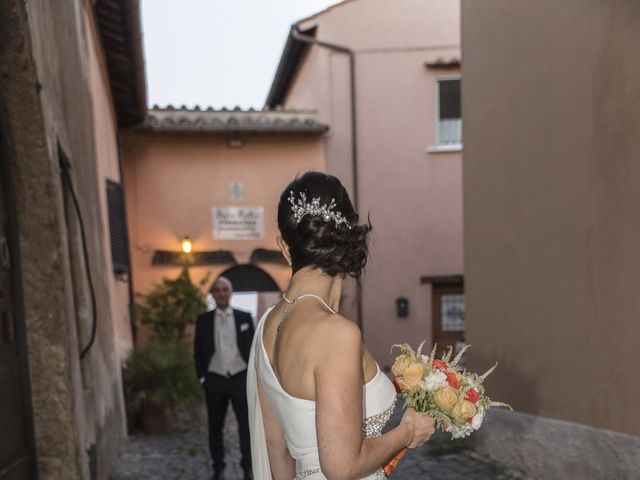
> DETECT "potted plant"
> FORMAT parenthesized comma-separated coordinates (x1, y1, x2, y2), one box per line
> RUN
(124, 267, 209, 433)
(137, 267, 209, 341)
(123, 338, 202, 433)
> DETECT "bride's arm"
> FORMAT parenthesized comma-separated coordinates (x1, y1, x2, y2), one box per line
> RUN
(314, 317, 431, 480)
(258, 379, 295, 479)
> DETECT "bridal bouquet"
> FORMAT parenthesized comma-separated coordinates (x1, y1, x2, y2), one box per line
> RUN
(390, 341, 511, 439)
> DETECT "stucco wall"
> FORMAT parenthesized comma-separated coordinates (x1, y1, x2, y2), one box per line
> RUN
(283, 0, 463, 366)
(462, 0, 640, 436)
(0, 1, 131, 478)
(85, 9, 134, 363)
(123, 133, 325, 301)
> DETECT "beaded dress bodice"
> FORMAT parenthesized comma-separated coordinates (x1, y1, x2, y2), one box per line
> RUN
(255, 308, 397, 480)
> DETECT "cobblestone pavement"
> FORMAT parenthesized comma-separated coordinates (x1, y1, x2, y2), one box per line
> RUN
(111, 406, 244, 480)
(111, 399, 528, 480)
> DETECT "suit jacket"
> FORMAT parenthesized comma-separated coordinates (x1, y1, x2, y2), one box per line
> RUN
(194, 308, 255, 379)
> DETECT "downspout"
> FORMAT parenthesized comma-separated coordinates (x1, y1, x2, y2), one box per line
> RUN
(291, 27, 363, 331)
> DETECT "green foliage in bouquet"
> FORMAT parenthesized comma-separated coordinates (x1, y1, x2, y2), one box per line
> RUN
(137, 267, 209, 341)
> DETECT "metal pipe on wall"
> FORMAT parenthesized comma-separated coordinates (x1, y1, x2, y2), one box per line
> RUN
(290, 27, 363, 331)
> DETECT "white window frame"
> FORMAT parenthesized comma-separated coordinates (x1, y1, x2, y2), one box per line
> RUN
(429, 75, 462, 153)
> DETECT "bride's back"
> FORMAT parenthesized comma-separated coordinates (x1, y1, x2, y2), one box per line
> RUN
(249, 172, 402, 480)
(262, 300, 369, 402)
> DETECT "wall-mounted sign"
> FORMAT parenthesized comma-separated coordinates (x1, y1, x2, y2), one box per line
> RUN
(212, 206, 264, 240)
(229, 181, 245, 201)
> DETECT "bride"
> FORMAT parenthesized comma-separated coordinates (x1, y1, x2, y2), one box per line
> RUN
(247, 172, 435, 479)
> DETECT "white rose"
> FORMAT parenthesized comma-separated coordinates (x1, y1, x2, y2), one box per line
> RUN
(471, 408, 484, 429)
(422, 370, 447, 392)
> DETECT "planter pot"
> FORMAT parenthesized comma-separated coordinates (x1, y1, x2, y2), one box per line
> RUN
(141, 402, 172, 434)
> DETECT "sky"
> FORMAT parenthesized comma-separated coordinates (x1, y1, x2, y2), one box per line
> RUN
(141, 0, 341, 110)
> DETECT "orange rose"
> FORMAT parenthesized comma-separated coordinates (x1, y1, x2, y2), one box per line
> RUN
(446, 371, 461, 389)
(451, 400, 477, 423)
(433, 386, 459, 413)
(465, 389, 481, 404)
(398, 362, 428, 391)
(433, 359, 448, 371)
(391, 354, 412, 378)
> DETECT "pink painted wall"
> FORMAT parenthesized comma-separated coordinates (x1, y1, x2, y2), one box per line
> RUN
(85, 10, 133, 362)
(283, 0, 463, 366)
(462, 0, 640, 435)
(123, 133, 325, 302)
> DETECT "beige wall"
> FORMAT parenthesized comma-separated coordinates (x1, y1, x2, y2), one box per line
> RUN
(462, 0, 640, 435)
(123, 133, 325, 303)
(283, 0, 463, 366)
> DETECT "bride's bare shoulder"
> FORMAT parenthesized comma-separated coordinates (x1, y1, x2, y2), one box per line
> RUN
(312, 313, 362, 354)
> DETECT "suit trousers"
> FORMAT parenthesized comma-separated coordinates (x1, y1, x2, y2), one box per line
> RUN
(203, 370, 251, 473)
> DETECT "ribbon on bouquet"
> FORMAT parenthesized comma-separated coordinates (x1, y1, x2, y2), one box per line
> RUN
(382, 448, 407, 475)
(382, 378, 408, 475)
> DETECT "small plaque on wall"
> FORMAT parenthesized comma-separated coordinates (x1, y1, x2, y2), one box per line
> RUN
(229, 181, 245, 201)
(212, 206, 264, 240)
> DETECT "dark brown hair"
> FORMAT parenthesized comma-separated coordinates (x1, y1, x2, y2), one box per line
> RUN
(277, 171, 371, 278)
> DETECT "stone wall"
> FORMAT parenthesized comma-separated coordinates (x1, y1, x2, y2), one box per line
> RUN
(0, 0, 131, 478)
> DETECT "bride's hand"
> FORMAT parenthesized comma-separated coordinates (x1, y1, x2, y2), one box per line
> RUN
(400, 407, 436, 448)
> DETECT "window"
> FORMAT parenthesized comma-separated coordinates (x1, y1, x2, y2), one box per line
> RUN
(436, 77, 462, 147)
(106, 180, 130, 275)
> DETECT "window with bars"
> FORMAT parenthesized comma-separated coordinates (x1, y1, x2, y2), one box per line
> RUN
(436, 77, 462, 146)
(106, 180, 130, 275)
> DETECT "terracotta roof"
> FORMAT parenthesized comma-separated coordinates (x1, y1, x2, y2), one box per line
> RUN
(142, 106, 328, 135)
(94, 0, 147, 127)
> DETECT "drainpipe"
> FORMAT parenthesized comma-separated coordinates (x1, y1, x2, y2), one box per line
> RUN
(291, 27, 363, 330)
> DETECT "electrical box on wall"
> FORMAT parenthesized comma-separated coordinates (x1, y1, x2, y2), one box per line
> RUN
(396, 296, 409, 318)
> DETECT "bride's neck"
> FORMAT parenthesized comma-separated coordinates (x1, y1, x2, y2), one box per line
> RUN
(285, 268, 343, 310)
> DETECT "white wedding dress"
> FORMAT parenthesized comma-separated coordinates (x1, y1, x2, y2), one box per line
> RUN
(247, 307, 397, 480)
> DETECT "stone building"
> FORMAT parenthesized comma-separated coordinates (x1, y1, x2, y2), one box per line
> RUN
(266, 0, 464, 367)
(461, 0, 640, 478)
(0, 0, 144, 478)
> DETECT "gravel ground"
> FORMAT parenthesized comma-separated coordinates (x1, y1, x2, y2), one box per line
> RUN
(111, 398, 529, 480)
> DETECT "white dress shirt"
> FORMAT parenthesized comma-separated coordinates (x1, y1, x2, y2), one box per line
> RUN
(207, 307, 247, 377)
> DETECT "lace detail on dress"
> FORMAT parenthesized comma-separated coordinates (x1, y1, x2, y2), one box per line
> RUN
(362, 397, 397, 438)
(295, 467, 322, 479)
(292, 399, 395, 480)
(294, 467, 385, 479)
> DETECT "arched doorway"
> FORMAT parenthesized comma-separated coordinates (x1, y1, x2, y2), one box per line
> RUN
(209, 265, 281, 322)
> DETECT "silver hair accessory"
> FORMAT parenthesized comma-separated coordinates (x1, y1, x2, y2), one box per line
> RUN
(288, 191, 352, 229)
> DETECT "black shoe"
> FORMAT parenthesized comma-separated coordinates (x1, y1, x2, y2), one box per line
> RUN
(212, 471, 225, 480)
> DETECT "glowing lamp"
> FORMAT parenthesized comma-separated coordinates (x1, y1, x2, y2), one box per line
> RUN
(181, 236, 192, 254)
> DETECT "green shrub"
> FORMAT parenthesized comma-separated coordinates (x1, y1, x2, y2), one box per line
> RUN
(123, 338, 202, 410)
(124, 267, 209, 429)
(137, 267, 209, 341)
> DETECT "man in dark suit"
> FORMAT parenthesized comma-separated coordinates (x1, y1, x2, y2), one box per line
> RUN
(194, 276, 254, 480)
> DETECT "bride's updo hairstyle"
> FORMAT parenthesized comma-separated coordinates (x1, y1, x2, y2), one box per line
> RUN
(278, 171, 371, 278)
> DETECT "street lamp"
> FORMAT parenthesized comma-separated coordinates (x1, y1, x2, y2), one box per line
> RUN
(181, 236, 192, 254)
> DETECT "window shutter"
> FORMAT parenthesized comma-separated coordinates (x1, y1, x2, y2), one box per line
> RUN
(106, 180, 130, 275)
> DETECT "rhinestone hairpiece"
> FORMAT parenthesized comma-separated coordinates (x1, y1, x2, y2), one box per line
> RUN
(288, 191, 352, 229)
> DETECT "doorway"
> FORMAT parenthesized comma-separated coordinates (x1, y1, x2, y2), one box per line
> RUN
(209, 265, 281, 323)
(423, 276, 465, 359)
(0, 143, 36, 479)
